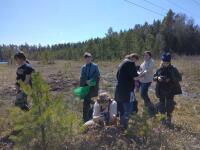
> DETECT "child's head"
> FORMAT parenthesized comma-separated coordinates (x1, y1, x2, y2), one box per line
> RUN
(161, 53, 171, 67)
(14, 51, 27, 65)
(97, 92, 111, 108)
(144, 51, 152, 61)
(126, 53, 139, 62)
(84, 52, 92, 64)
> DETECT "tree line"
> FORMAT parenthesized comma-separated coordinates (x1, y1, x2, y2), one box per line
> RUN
(0, 10, 200, 61)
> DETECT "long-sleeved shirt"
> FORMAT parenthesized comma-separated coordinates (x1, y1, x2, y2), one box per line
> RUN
(139, 58, 155, 83)
(93, 100, 117, 122)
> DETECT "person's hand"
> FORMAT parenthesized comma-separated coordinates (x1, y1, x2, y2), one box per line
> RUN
(158, 76, 163, 82)
(134, 77, 139, 80)
(111, 116, 117, 125)
(93, 116, 102, 123)
(139, 74, 145, 78)
(166, 78, 170, 82)
(86, 80, 91, 85)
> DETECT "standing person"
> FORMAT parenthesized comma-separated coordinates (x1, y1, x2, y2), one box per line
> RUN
(138, 51, 155, 117)
(115, 53, 138, 129)
(133, 55, 141, 93)
(80, 52, 100, 122)
(126, 54, 140, 113)
(14, 51, 34, 111)
(153, 53, 182, 127)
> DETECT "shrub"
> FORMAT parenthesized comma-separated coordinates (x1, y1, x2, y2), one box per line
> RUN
(9, 72, 82, 150)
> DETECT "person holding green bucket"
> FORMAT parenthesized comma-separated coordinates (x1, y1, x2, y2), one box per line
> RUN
(79, 52, 100, 122)
(73, 80, 96, 99)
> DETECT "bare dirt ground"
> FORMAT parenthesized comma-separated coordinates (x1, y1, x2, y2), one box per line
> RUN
(0, 57, 200, 149)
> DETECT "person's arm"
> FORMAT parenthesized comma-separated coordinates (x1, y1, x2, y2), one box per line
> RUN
(95, 65, 100, 78)
(93, 102, 103, 123)
(80, 66, 86, 79)
(129, 62, 138, 79)
(91, 64, 100, 80)
(139, 60, 154, 77)
(87, 64, 100, 85)
(171, 67, 182, 82)
(153, 70, 159, 81)
(24, 66, 34, 85)
(80, 66, 87, 86)
(25, 74, 31, 85)
(109, 101, 117, 125)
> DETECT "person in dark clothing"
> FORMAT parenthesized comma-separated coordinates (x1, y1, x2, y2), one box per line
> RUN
(153, 53, 182, 127)
(125, 54, 140, 113)
(115, 53, 138, 128)
(80, 52, 100, 122)
(14, 51, 34, 111)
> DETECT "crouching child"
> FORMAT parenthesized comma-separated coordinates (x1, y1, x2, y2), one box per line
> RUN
(84, 92, 117, 127)
(153, 53, 182, 127)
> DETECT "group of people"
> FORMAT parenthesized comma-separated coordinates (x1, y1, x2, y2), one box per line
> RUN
(13, 50, 182, 129)
(80, 51, 182, 129)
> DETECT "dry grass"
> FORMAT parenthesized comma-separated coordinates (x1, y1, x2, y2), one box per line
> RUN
(0, 56, 200, 149)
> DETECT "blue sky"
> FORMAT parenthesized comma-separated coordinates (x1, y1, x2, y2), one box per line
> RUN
(1, 0, 200, 45)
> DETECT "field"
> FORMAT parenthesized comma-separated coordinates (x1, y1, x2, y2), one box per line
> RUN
(0, 56, 200, 149)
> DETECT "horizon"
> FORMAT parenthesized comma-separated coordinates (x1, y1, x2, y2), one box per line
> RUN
(1, 0, 200, 46)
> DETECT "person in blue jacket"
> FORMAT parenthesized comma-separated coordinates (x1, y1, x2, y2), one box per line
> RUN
(80, 52, 100, 122)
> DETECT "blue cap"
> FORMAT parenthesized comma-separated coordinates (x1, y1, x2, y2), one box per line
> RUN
(161, 52, 171, 62)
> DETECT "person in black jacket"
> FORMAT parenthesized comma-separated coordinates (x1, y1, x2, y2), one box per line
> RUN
(115, 53, 138, 128)
(153, 53, 182, 127)
(14, 51, 34, 111)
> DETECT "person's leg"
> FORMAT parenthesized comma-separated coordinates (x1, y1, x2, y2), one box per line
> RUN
(140, 83, 155, 117)
(166, 96, 176, 125)
(131, 92, 138, 113)
(157, 96, 166, 125)
(15, 91, 29, 111)
(83, 96, 92, 122)
(157, 96, 166, 114)
(118, 101, 124, 117)
(132, 100, 138, 113)
(120, 102, 133, 129)
(140, 83, 151, 106)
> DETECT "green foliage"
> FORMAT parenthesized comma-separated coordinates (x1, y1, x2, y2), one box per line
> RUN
(1, 10, 200, 61)
(39, 51, 55, 65)
(126, 107, 164, 144)
(9, 72, 82, 150)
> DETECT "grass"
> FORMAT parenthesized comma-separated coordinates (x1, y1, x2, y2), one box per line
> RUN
(0, 56, 200, 149)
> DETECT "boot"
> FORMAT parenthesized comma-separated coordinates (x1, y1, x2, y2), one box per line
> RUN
(165, 115, 174, 129)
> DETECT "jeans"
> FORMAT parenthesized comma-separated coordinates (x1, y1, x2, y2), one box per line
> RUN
(140, 82, 151, 106)
(83, 96, 93, 122)
(120, 102, 133, 129)
(140, 82, 155, 117)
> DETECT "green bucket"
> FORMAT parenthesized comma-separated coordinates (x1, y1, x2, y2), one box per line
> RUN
(73, 80, 96, 99)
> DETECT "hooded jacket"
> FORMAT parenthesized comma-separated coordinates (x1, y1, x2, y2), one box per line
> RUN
(153, 65, 182, 98)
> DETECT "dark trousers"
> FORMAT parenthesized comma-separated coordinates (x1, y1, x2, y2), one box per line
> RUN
(158, 95, 176, 117)
(140, 82, 155, 116)
(15, 91, 29, 111)
(83, 96, 93, 122)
